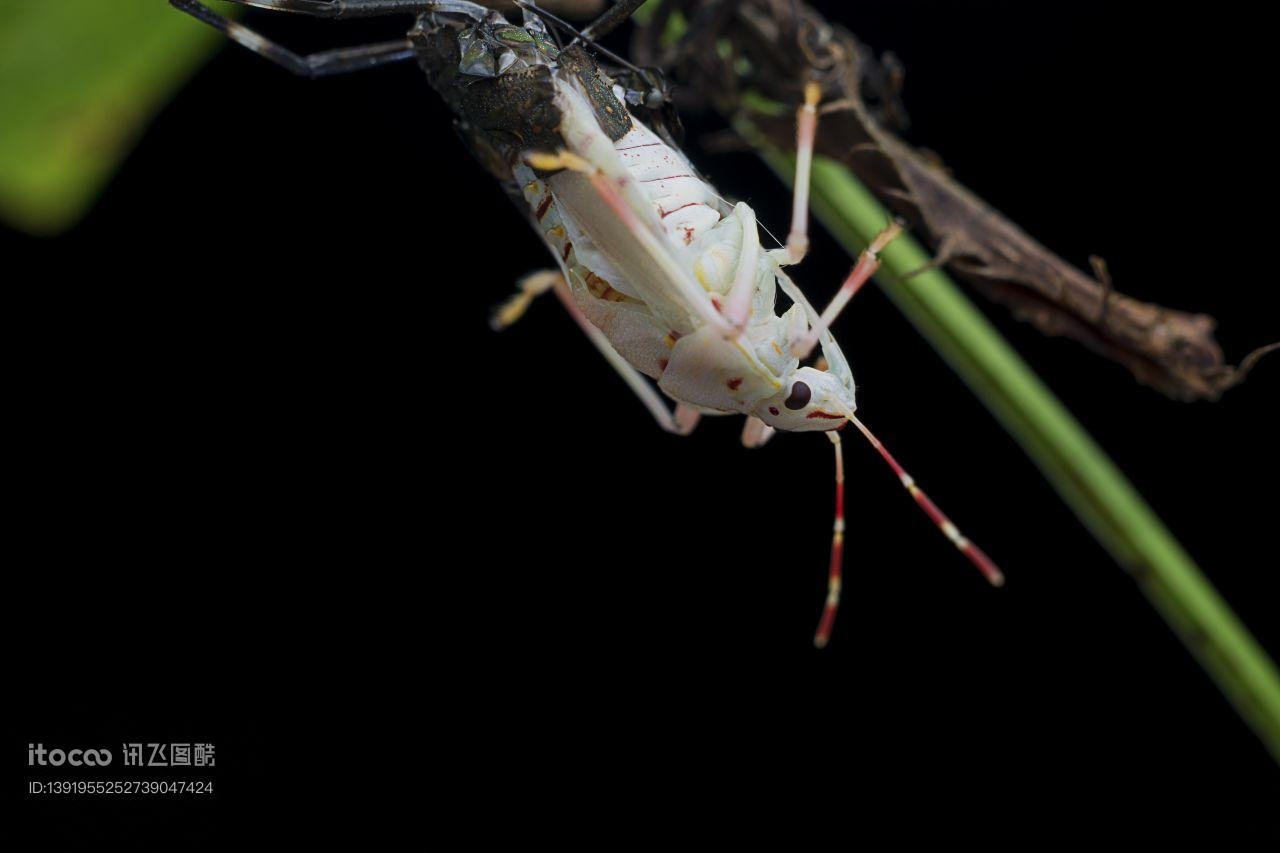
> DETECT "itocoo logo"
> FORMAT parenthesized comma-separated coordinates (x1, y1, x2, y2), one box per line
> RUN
(28, 744, 113, 766)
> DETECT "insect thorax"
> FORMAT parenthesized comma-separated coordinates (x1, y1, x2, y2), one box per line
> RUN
(412, 10, 629, 184)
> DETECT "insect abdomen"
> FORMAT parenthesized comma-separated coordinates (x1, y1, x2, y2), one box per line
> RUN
(612, 120, 722, 248)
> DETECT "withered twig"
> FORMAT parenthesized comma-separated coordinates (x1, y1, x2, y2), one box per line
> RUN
(633, 0, 1275, 401)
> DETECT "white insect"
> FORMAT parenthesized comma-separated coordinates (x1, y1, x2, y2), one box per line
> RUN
(491, 20, 1004, 646)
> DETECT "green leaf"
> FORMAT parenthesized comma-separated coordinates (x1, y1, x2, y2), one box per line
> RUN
(0, 1, 228, 235)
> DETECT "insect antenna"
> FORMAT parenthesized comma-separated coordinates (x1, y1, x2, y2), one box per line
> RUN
(755, 214, 785, 251)
(848, 415, 1006, 587)
(513, 0, 651, 80)
(813, 431, 847, 648)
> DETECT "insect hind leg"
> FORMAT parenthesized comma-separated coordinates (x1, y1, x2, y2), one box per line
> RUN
(491, 271, 559, 331)
(502, 271, 699, 436)
(171, 1, 418, 77)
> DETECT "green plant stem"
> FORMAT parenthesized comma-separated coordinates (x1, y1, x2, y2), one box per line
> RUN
(760, 146, 1280, 763)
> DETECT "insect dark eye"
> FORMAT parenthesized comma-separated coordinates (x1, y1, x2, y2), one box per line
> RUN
(784, 381, 812, 410)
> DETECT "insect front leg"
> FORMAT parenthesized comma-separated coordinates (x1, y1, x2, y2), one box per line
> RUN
(778, 81, 822, 266)
(773, 78, 894, 300)
(171, 1, 419, 77)
(740, 417, 775, 448)
(721, 203, 762, 331)
(790, 220, 904, 360)
(760, 80, 908, 359)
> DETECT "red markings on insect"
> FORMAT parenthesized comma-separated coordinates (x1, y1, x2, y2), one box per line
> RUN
(769, 406, 780, 416)
(640, 174, 693, 184)
(660, 202, 699, 219)
(535, 194, 553, 221)
(806, 411, 844, 420)
(561, 241, 573, 262)
(584, 271, 629, 303)
(726, 378, 743, 391)
(683, 227, 695, 245)
(658, 358, 669, 372)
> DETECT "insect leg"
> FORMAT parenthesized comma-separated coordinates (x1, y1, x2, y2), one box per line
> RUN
(185, 1, 483, 18)
(740, 417, 776, 449)
(490, 271, 559, 331)
(813, 430, 846, 648)
(723, 204, 761, 330)
(780, 81, 822, 266)
(790, 220, 904, 360)
(172, 1, 416, 76)
(517, 270, 699, 436)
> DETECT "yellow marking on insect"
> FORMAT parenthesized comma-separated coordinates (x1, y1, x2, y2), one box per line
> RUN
(772, 342, 783, 356)
(525, 150, 594, 173)
(585, 271, 631, 303)
(663, 333, 679, 349)
(803, 80, 821, 109)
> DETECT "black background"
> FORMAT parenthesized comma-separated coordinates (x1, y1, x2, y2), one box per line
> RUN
(10, 0, 1279, 830)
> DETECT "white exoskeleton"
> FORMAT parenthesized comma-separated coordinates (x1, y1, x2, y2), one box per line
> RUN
(170, 0, 1004, 647)
(516, 87, 867, 439)
(483, 9, 1004, 646)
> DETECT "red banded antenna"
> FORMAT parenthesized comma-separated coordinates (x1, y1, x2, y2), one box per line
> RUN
(850, 415, 1005, 587)
(813, 431, 846, 648)
(814, 418, 1004, 648)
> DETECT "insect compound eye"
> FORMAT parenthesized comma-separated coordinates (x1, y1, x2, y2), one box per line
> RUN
(784, 381, 812, 410)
